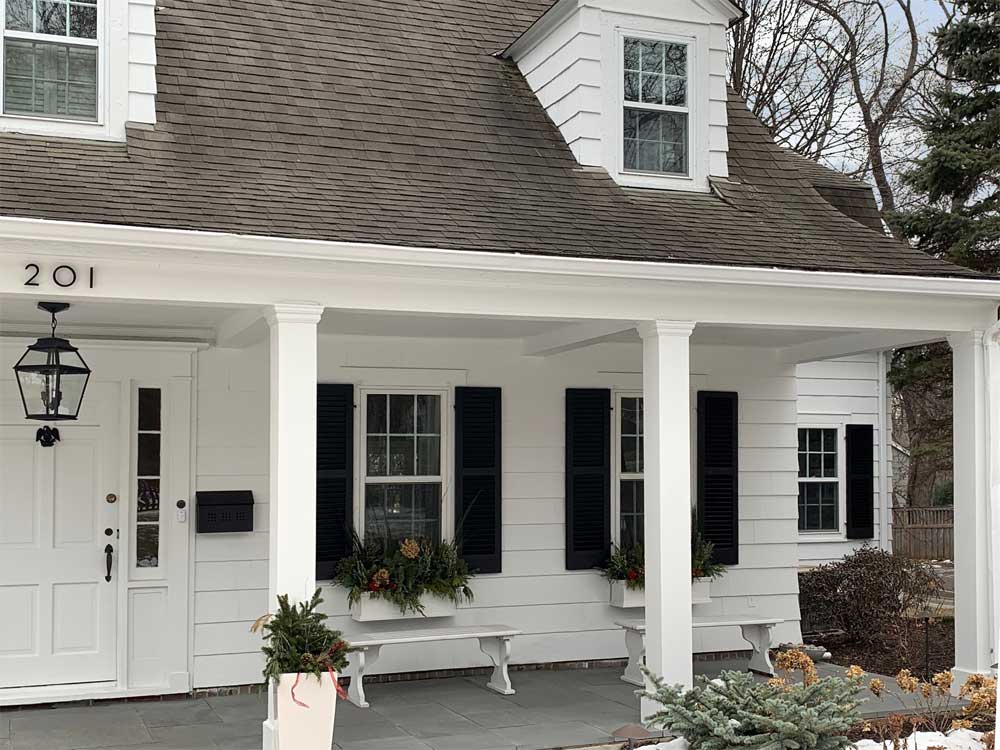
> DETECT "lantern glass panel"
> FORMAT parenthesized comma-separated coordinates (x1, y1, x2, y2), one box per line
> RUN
(14, 342, 90, 420)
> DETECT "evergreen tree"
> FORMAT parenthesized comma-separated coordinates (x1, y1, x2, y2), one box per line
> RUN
(887, 3, 998, 509)
(892, 0, 1000, 271)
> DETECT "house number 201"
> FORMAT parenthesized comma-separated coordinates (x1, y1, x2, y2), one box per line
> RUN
(24, 263, 95, 289)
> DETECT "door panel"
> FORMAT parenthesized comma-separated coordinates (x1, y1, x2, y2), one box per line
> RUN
(0, 439, 37, 546)
(0, 383, 119, 689)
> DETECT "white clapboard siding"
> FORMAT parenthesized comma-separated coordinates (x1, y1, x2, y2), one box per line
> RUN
(191, 337, 805, 687)
(796, 353, 887, 567)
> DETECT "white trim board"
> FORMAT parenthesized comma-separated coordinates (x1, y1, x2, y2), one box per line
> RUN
(2, 216, 1000, 299)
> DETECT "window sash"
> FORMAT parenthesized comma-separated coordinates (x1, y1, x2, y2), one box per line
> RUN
(622, 37, 689, 114)
(613, 392, 645, 546)
(1, 0, 101, 121)
(360, 388, 447, 539)
(797, 426, 843, 533)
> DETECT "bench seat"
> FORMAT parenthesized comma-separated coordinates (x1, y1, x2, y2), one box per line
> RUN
(615, 616, 785, 687)
(345, 624, 521, 707)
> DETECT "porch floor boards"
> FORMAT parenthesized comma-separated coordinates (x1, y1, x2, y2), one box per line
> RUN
(0, 664, 916, 750)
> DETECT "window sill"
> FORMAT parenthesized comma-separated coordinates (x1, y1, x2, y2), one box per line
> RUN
(797, 532, 848, 543)
(0, 113, 121, 141)
(614, 169, 710, 193)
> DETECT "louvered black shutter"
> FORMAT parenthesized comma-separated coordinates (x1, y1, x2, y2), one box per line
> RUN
(845, 424, 875, 539)
(316, 384, 354, 580)
(565, 389, 611, 570)
(455, 387, 502, 574)
(697, 391, 739, 566)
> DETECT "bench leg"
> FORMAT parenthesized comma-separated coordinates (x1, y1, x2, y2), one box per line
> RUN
(347, 645, 381, 708)
(621, 629, 645, 687)
(740, 624, 775, 676)
(478, 636, 515, 696)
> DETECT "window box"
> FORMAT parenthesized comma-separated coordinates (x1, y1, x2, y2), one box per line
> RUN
(692, 577, 713, 605)
(608, 578, 714, 609)
(609, 580, 644, 609)
(350, 593, 457, 622)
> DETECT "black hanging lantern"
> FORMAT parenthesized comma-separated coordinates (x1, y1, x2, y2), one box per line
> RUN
(13, 302, 91, 421)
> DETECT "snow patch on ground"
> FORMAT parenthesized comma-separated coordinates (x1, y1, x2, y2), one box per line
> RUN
(644, 730, 986, 750)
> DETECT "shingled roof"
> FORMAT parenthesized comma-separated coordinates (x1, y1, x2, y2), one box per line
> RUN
(0, 0, 977, 278)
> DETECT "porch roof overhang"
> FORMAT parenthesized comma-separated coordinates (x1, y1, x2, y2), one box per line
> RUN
(1, 217, 998, 357)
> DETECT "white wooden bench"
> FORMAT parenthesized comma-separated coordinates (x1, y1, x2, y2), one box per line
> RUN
(615, 616, 785, 687)
(344, 624, 521, 707)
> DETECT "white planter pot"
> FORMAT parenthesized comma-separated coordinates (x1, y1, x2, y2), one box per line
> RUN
(609, 580, 645, 608)
(351, 593, 457, 622)
(692, 577, 712, 605)
(276, 671, 338, 750)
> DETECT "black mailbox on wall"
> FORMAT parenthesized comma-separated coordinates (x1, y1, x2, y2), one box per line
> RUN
(196, 490, 254, 533)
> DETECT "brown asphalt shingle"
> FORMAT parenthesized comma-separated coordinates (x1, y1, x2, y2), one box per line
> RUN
(0, 0, 979, 278)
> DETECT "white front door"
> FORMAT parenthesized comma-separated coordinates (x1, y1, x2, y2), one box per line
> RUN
(0, 383, 119, 688)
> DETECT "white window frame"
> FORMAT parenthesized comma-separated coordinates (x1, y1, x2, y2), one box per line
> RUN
(620, 35, 690, 178)
(0, 0, 126, 138)
(354, 386, 453, 541)
(796, 423, 847, 539)
(602, 21, 710, 193)
(612, 390, 644, 547)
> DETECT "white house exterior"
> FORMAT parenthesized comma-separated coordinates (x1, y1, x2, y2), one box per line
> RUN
(0, 0, 998, 744)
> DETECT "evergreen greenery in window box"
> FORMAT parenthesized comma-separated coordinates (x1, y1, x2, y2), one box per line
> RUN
(602, 527, 727, 608)
(335, 533, 473, 621)
(252, 590, 352, 750)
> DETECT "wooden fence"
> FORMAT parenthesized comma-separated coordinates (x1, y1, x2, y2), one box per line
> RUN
(892, 507, 954, 561)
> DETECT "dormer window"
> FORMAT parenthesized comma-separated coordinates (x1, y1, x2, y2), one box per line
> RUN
(2, 0, 99, 121)
(622, 37, 688, 176)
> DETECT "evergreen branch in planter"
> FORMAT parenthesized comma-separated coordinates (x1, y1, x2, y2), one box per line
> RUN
(252, 590, 354, 704)
(334, 532, 474, 615)
(600, 522, 728, 588)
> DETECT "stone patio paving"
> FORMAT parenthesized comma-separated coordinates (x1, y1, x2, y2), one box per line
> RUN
(0, 663, 934, 750)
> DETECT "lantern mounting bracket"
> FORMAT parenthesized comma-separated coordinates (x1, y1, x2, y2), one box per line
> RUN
(35, 426, 60, 447)
(38, 301, 70, 316)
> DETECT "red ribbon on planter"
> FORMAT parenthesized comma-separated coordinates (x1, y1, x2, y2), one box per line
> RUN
(289, 673, 310, 709)
(289, 667, 347, 709)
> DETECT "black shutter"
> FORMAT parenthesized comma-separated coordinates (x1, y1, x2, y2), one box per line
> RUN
(316, 384, 354, 580)
(697, 391, 739, 566)
(565, 389, 611, 570)
(455, 387, 502, 574)
(845, 424, 875, 539)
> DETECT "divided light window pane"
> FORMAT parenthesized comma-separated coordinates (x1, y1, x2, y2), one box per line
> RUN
(618, 397, 645, 545)
(3, 0, 99, 121)
(5, 0, 97, 39)
(622, 36, 688, 176)
(364, 392, 443, 540)
(796, 428, 839, 531)
(136, 388, 161, 568)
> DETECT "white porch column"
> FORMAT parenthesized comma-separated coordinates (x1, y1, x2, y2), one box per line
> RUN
(639, 320, 695, 722)
(949, 330, 996, 688)
(262, 302, 323, 750)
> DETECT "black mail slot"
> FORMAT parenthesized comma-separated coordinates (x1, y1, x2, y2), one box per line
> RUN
(196, 490, 254, 533)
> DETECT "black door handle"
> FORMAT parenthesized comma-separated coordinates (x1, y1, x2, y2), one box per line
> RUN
(104, 544, 113, 582)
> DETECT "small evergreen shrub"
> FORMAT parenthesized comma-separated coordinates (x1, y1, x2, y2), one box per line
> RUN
(643, 659, 864, 750)
(798, 547, 938, 644)
(252, 590, 352, 684)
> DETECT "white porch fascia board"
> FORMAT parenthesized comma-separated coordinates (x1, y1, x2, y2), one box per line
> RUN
(4, 217, 1000, 299)
(778, 330, 945, 364)
(522, 320, 637, 356)
(2, 218, 999, 335)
